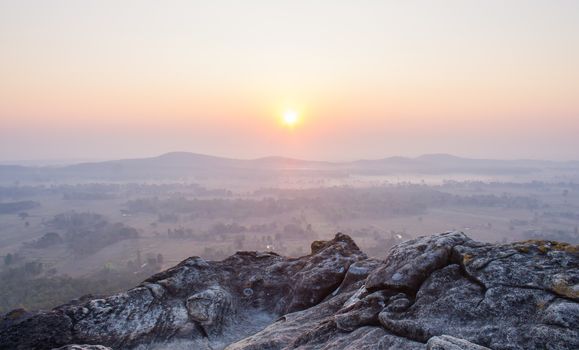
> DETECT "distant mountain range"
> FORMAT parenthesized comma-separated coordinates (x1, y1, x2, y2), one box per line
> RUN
(0, 152, 578, 183)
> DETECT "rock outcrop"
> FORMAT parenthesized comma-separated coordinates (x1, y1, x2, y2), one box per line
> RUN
(53, 346, 113, 350)
(0, 232, 577, 350)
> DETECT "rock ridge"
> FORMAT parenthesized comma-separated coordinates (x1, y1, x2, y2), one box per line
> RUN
(0, 231, 577, 350)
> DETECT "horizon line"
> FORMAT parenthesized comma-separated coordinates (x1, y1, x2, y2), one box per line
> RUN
(1, 151, 578, 168)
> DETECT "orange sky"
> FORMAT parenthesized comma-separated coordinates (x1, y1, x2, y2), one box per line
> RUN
(1, 1, 578, 162)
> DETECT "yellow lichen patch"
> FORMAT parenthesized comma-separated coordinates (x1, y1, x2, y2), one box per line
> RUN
(462, 254, 473, 264)
(519, 239, 578, 254)
(551, 279, 579, 299)
(549, 241, 579, 253)
(521, 239, 548, 246)
(538, 245, 550, 254)
(310, 240, 327, 254)
(551, 241, 569, 249)
(536, 299, 548, 310)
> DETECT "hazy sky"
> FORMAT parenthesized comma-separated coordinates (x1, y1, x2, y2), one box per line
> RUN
(1, 0, 578, 162)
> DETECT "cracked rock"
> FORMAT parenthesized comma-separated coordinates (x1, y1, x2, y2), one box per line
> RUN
(1, 232, 577, 350)
(427, 335, 490, 350)
(366, 231, 472, 294)
(186, 285, 233, 334)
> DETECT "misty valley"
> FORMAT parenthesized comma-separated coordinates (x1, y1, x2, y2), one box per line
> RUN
(1, 153, 578, 314)
(2, 2, 579, 348)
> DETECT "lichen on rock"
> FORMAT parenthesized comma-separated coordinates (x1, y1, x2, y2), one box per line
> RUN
(1, 232, 577, 350)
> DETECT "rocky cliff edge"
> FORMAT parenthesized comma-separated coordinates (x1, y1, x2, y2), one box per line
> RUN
(1, 232, 577, 350)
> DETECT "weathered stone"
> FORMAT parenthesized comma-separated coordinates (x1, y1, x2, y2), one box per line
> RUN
(451, 239, 579, 300)
(427, 335, 489, 350)
(366, 231, 472, 294)
(542, 301, 579, 328)
(186, 285, 233, 334)
(52, 346, 113, 350)
(0, 233, 364, 350)
(0, 310, 73, 350)
(1, 232, 577, 350)
(334, 290, 388, 331)
(361, 233, 576, 350)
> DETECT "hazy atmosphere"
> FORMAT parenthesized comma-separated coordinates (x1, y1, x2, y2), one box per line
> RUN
(1, 2, 578, 350)
(1, 0, 579, 162)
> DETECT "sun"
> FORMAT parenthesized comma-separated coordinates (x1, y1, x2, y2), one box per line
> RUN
(282, 110, 299, 127)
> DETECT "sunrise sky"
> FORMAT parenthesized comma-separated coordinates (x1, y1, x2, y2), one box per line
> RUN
(1, 0, 578, 162)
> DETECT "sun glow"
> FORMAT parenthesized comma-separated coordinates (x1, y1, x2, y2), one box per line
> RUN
(282, 110, 299, 127)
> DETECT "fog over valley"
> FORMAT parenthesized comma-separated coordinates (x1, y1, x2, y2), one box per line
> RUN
(1, 1, 578, 349)
(1, 152, 578, 314)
